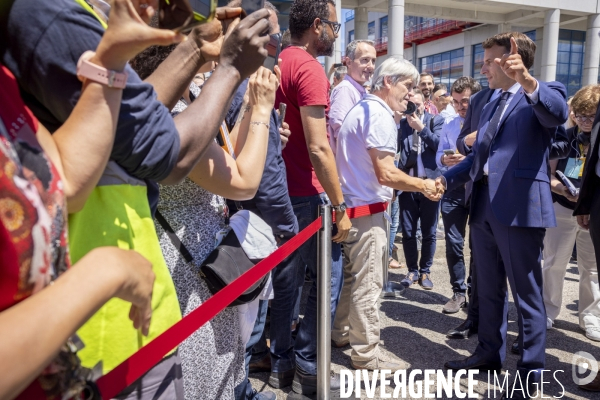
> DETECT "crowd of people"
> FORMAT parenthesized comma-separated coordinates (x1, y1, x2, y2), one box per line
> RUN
(1, 0, 599, 400)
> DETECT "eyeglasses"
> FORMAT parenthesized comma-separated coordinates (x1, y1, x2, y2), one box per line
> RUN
(576, 115, 595, 123)
(452, 99, 469, 108)
(320, 19, 341, 34)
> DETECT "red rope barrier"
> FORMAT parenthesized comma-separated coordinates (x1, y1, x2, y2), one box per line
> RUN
(96, 216, 323, 399)
(96, 201, 387, 398)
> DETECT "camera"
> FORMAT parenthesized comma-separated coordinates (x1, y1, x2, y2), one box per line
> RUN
(403, 101, 417, 115)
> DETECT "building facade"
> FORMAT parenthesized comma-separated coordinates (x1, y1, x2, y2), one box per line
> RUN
(340, 1, 600, 97)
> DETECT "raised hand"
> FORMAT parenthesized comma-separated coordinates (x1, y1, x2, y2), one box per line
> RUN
(95, 0, 186, 71)
(494, 36, 537, 93)
(406, 113, 425, 132)
(219, 9, 271, 81)
(190, 7, 244, 65)
(248, 67, 279, 111)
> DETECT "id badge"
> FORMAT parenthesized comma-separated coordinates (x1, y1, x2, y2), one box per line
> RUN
(564, 158, 583, 179)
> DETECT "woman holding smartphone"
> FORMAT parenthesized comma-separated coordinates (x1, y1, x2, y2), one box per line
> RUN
(543, 84, 600, 341)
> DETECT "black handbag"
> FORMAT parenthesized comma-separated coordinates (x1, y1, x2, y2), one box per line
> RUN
(155, 210, 268, 306)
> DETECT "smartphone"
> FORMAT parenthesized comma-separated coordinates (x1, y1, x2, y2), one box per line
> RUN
(333, 63, 343, 68)
(241, 0, 265, 17)
(443, 149, 456, 156)
(556, 171, 580, 197)
(158, 0, 217, 33)
(264, 33, 282, 71)
(278, 103, 287, 129)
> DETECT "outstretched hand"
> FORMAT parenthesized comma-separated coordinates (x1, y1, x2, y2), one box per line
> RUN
(423, 178, 444, 201)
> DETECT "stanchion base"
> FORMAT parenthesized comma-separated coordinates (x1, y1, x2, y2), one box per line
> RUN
(381, 281, 406, 298)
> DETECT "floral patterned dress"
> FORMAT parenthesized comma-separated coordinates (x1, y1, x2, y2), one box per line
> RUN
(154, 82, 245, 400)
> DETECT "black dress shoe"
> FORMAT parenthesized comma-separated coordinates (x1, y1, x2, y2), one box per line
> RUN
(446, 319, 478, 339)
(291, 368, 341, 395)
(268, 368, 295, 389)
(444, 354, 502, 372)
(511, 337, 520, 355)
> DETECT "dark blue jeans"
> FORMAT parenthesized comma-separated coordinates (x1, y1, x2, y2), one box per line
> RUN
(389, 196, 400, 256)
(270, 193, 343, 375)
(399, 191, 440, 274)
(441, 195, 469, 293)
(234, 299, 269, 400)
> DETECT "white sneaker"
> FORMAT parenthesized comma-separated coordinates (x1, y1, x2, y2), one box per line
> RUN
(586, 326, 600, 342)
(546, 318, 553, 330)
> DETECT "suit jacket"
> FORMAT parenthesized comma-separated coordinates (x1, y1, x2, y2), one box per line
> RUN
(443, 81, 568, 228)
(457, 88, 495, 156)
(573, 103, 600, 216)
(457, 87, 570, 160)
(398, 112, 443, 179)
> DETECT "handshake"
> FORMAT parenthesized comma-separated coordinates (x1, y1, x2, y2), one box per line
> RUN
(422, 177, 445, 201)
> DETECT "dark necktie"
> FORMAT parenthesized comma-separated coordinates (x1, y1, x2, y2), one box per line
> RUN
(470, 91, 511, 181)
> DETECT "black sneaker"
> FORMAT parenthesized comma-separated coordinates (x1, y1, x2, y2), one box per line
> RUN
(418, 273, 434, 290)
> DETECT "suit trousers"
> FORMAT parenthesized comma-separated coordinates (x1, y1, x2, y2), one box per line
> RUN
(332, 213, 386, 362)
(470, 183, 546, 374)
(441, 196, 469, 293)
(543, 202, 600, 329)
(399, 191, 441, 274)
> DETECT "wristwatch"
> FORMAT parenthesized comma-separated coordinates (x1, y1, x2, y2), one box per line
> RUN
(76, 50, 128, 89)
(332, 202, 347, 212)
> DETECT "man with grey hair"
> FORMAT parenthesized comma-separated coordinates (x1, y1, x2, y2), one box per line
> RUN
(328, 40, 376, 154)
(335, 56, 442, 371)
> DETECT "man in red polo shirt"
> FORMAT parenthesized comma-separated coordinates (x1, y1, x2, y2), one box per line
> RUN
(269, 0, 350, 396)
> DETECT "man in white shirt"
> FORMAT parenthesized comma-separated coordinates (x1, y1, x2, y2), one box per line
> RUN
(328, 40, 376, 153)
(435, 77, 481, 314)
(334, 56, 442, 372)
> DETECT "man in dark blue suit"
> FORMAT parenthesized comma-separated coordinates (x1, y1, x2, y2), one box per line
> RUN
(438, 32, 568, 399)
(397, 89, 444, 290)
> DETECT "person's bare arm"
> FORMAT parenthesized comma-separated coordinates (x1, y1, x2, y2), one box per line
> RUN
(161, 10, 272, 185)
(188, 67, 276, 200)
(146, 8, 242, 110)
(0, 247, 154, 400)
(368, 148, 441, 200)
(300, 106, 351, 242)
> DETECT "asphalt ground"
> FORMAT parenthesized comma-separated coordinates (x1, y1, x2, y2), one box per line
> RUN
(249, 229, 600, 399)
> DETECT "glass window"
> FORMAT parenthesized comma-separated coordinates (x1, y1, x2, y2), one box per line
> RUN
(380, 16, 388, 39)
(472, 43, 487, 88)
(348, 30, 354, 44)
(556, 29, 586, 97)
(368, 21, 375, 41)
(420, 47, 465, 88)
